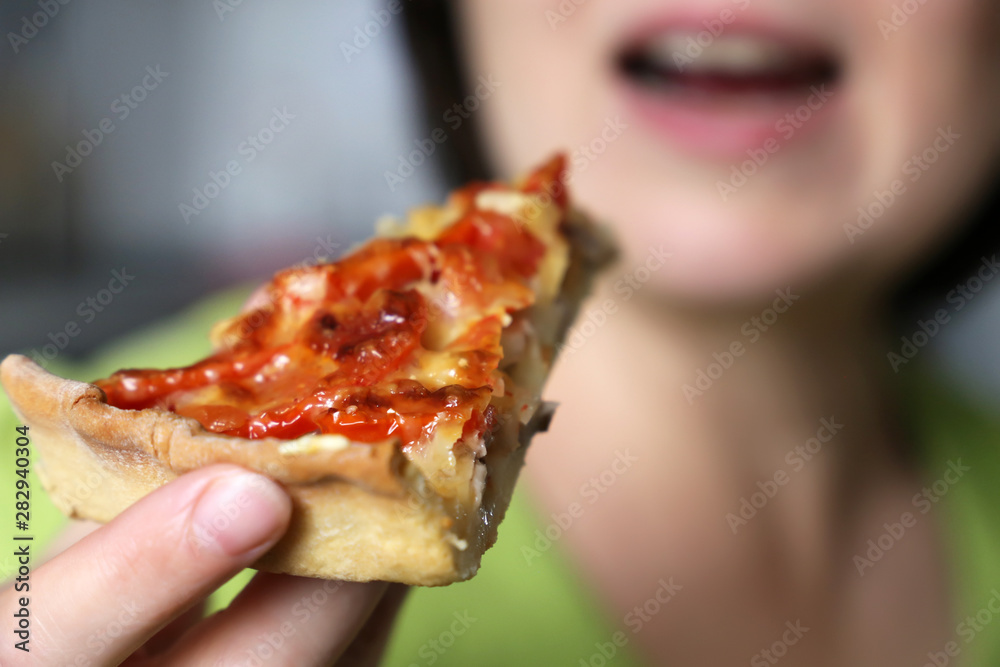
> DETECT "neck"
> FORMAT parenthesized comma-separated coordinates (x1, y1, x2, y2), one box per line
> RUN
(573, 280, 909, 587)
(611, 282, 901, 466)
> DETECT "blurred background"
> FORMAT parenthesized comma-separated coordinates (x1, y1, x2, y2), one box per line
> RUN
(0, 0, 998, 400)
(0, 0, 445, 360)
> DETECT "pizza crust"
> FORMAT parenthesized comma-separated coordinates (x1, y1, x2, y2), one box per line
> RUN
(2, 352, 555, 585)
(1, 210, 613, 586)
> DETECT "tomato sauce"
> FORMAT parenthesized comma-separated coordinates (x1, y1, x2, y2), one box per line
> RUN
(94, 155, 568, 446)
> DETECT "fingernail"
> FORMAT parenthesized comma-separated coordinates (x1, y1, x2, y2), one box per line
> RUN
(191, 471, 291, 557)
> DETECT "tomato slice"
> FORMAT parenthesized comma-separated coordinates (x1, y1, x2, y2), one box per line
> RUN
(437, 210, 546, 279)
(519, 153, 568, 210)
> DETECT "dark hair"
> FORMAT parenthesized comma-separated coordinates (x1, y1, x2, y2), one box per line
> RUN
(888, 169, 1000, 328)
(400, 2, 1000, 326)
(400, 0, 490, 186)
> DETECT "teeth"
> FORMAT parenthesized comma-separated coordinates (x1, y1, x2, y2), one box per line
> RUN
(646, 34, 798, 75)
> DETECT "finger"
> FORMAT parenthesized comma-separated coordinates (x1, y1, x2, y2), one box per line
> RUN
(336, 583, 410, 667)
(160, 572, 388, 665)
(40, 519, 102, 562)
(129, 599, 205, 660)
(0, 464, 291, 667)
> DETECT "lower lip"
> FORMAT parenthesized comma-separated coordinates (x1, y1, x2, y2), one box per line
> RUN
(614, 77, 837, 160)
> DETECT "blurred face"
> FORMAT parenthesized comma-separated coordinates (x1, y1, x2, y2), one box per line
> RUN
(456, 0, 1000, 304)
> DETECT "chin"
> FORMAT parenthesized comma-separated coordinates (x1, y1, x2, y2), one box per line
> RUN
(579, 189, 856, 306)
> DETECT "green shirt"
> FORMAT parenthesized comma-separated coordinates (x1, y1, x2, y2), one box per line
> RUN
(1, 289, 997, 666)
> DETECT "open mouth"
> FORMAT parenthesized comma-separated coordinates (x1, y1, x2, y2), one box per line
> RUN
(614, 26, 843, 155)
(617, 31, 841, 102)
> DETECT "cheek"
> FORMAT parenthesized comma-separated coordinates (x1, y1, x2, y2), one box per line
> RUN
(840, 0, 1000, 272)
(458, 0, 615, 173)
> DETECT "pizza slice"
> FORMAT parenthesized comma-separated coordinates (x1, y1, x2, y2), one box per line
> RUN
(0, 155, 613, 586)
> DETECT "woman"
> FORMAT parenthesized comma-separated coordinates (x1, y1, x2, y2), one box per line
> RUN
(3, 0, 999, 665)
(384, 2, 1000, 664)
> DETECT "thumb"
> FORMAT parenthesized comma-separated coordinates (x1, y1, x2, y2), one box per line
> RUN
(1, 464, 290, 666)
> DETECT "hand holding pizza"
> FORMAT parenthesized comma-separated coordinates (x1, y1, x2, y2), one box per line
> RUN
(0, 464, 407, 666)
(0, 155, 610, 588)
(0, 156, 605, 664)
